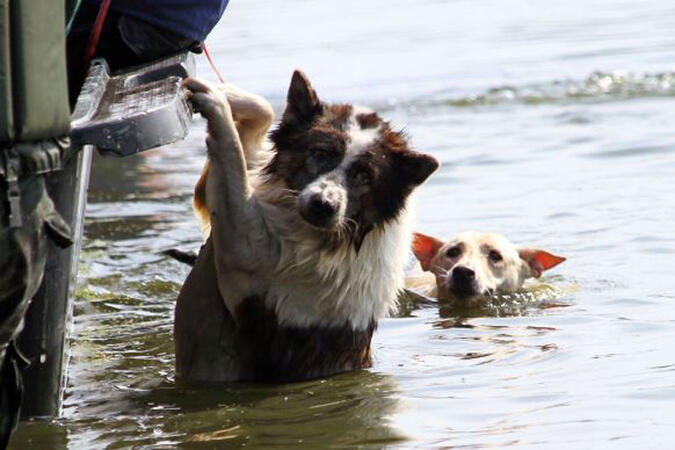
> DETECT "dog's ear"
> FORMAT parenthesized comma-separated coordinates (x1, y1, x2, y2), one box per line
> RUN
(395, 150, 439, 186)
(412, 232, 445, 271)
(283, 70, 322, 123)
(518, 248, 566, 278)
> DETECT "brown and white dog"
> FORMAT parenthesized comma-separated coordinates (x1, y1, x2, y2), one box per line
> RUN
(411, 231, 565, 302)
(174, 71, 438, 383)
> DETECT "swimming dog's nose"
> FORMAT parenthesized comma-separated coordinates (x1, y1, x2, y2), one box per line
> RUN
(450, 265, 477, 298)
(452, 266, 475, 283)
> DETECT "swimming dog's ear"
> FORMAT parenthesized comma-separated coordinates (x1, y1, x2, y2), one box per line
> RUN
(283, 70, 321, 123)
(518, 248, 566, 278)
(412, 232, 445, 271)
(395, 150, 439, 186)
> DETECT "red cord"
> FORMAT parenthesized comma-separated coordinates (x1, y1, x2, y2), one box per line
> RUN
(83, 0, 112, 74)
(203, 43, 225, 83)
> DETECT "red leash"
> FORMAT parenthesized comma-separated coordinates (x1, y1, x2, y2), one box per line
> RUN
(203, 43, 225, 83)
(83, 0, 112, 74)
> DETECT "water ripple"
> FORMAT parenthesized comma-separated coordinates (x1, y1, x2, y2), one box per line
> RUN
(439, 71, 675, 107)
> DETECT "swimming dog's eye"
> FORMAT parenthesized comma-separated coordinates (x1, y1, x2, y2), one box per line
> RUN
(446, 246, 461, 258)
(488, 250, 503, 263)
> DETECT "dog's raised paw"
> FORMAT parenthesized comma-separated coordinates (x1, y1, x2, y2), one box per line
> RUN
(183, 77, 230, 122)
(182, 77, 215, 95)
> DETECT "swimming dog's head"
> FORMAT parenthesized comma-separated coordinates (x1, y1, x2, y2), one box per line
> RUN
(412, 231, 565, 302)
(266, 70, 439, 248)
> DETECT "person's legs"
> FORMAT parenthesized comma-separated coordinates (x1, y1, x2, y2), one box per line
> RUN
(67, 4, 141, 105)
(67, 3, 200, 106)
(0, 175, 54, 447)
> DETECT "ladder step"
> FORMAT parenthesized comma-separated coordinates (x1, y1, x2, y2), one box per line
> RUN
(70, 52, 195, 156)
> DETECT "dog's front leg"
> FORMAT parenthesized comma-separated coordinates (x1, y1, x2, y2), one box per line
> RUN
(183, 78, 272, 273)
(217, 83, 274, 168)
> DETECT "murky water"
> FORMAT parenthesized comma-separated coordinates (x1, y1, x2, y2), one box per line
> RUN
(11, 0, 675, 448)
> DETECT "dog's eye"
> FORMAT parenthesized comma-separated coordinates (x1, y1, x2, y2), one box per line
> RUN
(308, 149, 335, 171)
(446, 246, 461, 258)
(353, 171, 371, 186)
(310, 150, 329, 163)
(488, 250, 503, 263)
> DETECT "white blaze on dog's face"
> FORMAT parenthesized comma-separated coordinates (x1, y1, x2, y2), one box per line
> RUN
(412, 231, 566, 302)
(267, 71, 439, 250)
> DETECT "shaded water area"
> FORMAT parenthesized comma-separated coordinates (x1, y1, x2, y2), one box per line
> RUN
(11, 0, 675, 448)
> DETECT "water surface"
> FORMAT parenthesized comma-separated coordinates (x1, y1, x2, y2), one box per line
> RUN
(11, 0, 675, 448)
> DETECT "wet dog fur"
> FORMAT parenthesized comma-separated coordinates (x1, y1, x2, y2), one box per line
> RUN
(174, 71, 438, 383)
(411, 231, 565, 303)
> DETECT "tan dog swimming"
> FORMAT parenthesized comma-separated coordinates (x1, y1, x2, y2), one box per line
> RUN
(411, 231, 565, 302)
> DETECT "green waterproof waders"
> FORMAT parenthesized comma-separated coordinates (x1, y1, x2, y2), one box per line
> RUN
(0, 142, 74, 448)
(1, 0, 73, 445)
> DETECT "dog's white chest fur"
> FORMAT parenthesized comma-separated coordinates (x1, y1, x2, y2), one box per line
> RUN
(262, 205, 413, 330)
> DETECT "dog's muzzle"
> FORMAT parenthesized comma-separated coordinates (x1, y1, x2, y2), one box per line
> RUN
(449, 265, 479, 299)
(299, 178, 346, 229)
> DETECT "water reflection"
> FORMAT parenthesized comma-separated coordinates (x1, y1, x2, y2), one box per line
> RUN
(8, 420, 68, 450)
(64, 372, 405, 448)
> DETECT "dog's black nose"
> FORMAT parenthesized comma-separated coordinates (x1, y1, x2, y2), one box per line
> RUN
(450, 266, 477, 298)
(452, 266, 475, 283)
(309, 196, 335, 218)
(302, 195, 336, 227)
